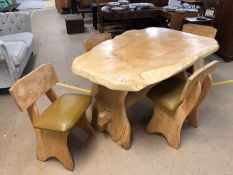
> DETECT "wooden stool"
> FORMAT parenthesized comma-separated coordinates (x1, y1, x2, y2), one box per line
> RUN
(9, 64, 94, 171)
(65, 14, 84, 34)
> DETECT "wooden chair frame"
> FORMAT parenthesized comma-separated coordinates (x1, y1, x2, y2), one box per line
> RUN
(182, 24, 217, 72)
(146, 61, 219, 149)
(83, 32, 112, 52)
(9, 64, 94, 171)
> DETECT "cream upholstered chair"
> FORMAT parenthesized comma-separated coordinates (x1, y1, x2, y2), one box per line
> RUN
(146, 61, 219, 149)
(9, 64, 94, 171)
(83, 32, 112, 52)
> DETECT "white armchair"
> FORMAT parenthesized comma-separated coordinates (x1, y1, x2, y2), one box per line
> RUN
(0, 12, 34, 89)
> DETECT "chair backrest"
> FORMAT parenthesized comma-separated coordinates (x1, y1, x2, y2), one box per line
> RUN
(9, 64, 59, 112)
(182, 24, 217, 38)
(83, 32, 112, 52)
(180, 61, 219, 101)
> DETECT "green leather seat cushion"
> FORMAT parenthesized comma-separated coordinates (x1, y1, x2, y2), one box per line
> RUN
(148, 77, 186, 111)
(33, 93, 92, 132)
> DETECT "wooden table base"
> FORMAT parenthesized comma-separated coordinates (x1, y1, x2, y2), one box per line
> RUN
(92, 84, 153, 149)
(92, 85, 131, 149)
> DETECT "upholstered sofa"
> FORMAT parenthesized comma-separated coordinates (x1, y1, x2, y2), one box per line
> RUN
(0, 12, 34, 88)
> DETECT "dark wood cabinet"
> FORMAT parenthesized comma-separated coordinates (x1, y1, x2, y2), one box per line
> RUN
(214, 0, 233, 62)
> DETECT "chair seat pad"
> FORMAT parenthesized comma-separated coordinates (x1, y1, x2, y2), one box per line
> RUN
(0, 32, 34, 48)
(148, 77, 186, 111)
(4, 41, 27, 66)
(33, 93, 92, 132)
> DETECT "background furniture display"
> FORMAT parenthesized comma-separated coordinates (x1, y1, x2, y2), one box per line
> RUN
(65, 14, 84, 34)
(131, 0, 168, 6)
(9, 64, 94, 171)
(179, 0, 204, 14)
(72, 27, 219, 149)
(146, 61, 219, 149)
(77, 0, 93, 17)
(0, 12, 34, 89)
(183, 16, 213, 25)
(55, 0, 69, 12)
(100, 6, 160, 32)
(214, 0, 233, 62)
(159, 8, 198, 30)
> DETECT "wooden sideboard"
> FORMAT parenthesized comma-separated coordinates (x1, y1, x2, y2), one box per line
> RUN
(214, 0, 233, 62)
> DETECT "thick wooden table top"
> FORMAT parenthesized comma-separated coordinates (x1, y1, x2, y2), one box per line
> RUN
(72, 28, 219, 91)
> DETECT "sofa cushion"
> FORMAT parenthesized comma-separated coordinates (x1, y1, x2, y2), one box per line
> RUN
(4, 41, 27, 66)
(0, 32, 33, 48)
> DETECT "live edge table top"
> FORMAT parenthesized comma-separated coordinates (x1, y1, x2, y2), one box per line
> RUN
(72, 27, 219, 92)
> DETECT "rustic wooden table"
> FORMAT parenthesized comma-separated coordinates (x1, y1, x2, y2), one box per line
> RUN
(72, 27, 219, 149)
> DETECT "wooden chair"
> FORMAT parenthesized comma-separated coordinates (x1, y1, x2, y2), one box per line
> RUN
(182, 24, 217, 72)
(182, 24, 217, 38)
(83, 32, 112, 52)
(146, 61, 219, 149)
(9, 64, 94, 171)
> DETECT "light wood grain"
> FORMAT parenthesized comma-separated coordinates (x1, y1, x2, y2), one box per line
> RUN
(9, 64, 93, 171)
(183, 24, 217, 38)
(28, 105, 74, 171)
(92, 85, 131, 149)
(146, 61, 219, 149)
(182, 24, 217, 71)
(83, 32, 112, 52)
(72, 28, 219, 91)
(9, 64, 58, 112)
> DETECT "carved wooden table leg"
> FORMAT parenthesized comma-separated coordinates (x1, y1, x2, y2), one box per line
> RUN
(92, 85, 131, 149)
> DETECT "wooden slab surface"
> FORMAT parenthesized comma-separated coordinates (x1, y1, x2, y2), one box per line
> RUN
(72, 28, 219, 91)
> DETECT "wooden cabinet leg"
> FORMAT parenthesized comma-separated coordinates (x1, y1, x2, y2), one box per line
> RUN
(92, 85, 131, 149)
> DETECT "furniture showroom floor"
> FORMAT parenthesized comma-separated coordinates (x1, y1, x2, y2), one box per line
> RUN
(0, 8, 233, 175)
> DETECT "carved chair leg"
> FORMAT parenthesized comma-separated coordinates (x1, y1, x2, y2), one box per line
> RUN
(78, 113, 95, 136)
(187, 75, 212, 128)
(146, 106, 182, 149)
(35, 129, 74, 171)
(187, 106, 198, 128)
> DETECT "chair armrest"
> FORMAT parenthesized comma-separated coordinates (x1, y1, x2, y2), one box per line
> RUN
(0, 12, 32, 35)
(0, 41, 7, 61)
(0, 40, 17, 81)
